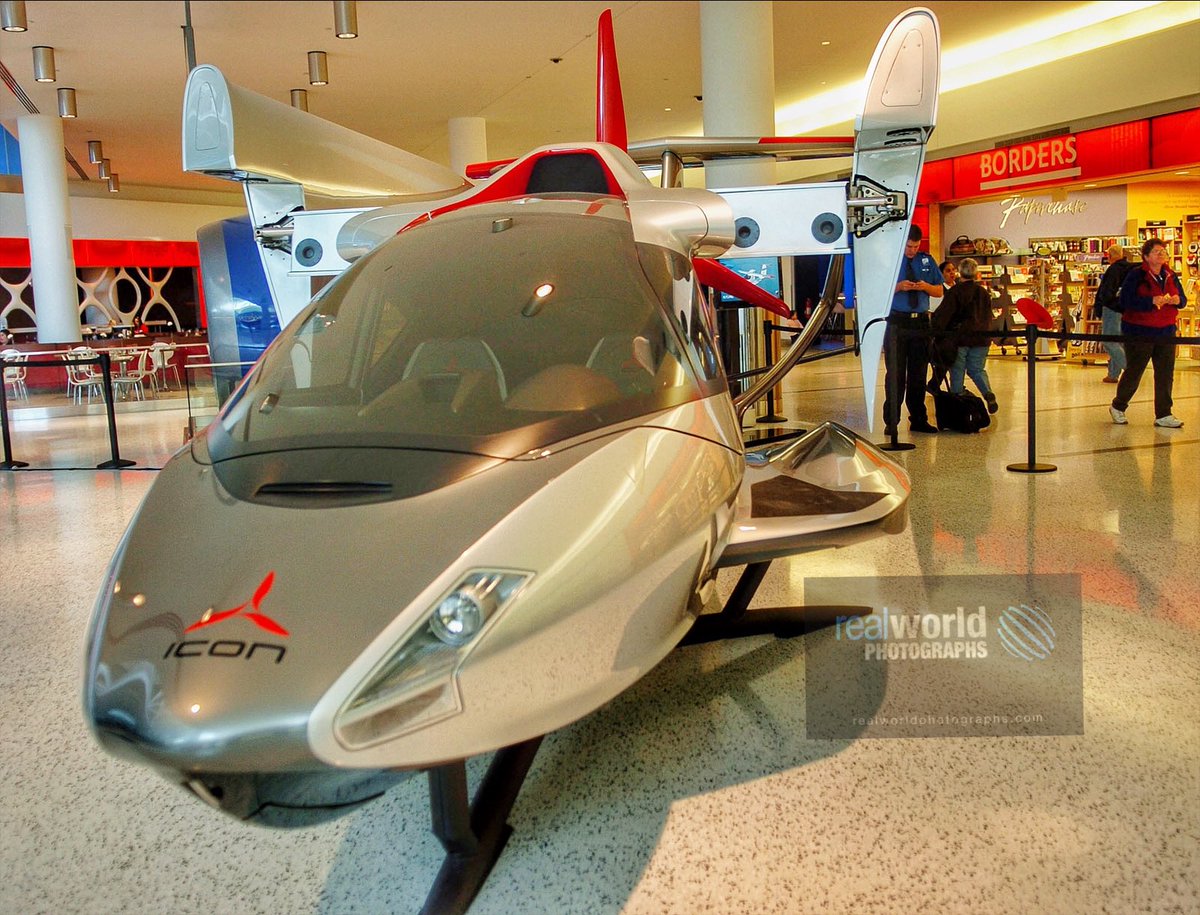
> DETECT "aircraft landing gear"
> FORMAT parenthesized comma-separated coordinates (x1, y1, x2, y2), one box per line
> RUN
(420, 736, 544, 915)
(680, 559, 870, 645)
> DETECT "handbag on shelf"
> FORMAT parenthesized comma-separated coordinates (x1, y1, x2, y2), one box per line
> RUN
(948, 235, 975, 256)
(973, 238, 997, 255)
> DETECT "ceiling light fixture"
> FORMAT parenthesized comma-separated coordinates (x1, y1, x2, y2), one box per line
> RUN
(308, 50, 329, 86)
(32, 46, 56, 82)
(107, 173, 120, 193)
(290, 89, 309, 111)
(777, 1, 1198, 136)
(57, 87, 77, 119)
(334, 1, 357, 39)
(97, 158, 111, 179)
(87, 140, 103, 164)
(1, 0, 27, 32)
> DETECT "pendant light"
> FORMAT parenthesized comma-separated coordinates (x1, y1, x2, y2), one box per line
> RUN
(107, 174, 120, 193)
(1, 1, 27, 32)
(32, 46, 56, 82)
(308, 51, 328, 86)
(87, 140, 103, 164)
(98, 158, 111, 179)
(334, 1, 357, 39)
(290, 89, 309, 111)
(57, 87, 77, 119)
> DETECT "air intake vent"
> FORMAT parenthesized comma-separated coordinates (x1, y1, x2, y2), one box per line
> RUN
(256, 481, 393, 498)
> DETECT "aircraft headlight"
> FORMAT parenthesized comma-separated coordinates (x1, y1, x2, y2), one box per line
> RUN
(334, 571, 529, 749)
(428, 587, 486, 646)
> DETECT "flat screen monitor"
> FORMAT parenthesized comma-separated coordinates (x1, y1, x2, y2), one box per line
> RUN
(716, 256, 783, 304)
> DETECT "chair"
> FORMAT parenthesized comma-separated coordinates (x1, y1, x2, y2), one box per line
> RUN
(402, 339, 507, 399)
(64, 347, 104, 404)
(1, 348, 28, 402)
(112, 348, 155, 401)
(149, 341, 180, 391)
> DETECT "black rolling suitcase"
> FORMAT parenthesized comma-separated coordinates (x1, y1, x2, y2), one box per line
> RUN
(933, 383, 990, 433)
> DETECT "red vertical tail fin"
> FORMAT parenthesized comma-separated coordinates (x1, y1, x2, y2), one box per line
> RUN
(595, 10, 628, 150)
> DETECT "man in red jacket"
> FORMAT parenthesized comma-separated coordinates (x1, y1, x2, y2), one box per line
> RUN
(1109, 238, 1187, 428)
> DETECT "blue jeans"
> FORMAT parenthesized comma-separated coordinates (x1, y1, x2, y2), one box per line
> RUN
(950, 345, 993, 397)
(1101, 307, 1125, 378)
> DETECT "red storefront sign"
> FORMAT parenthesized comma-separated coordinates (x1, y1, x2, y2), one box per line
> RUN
(926, 109, 1197, 204)
(0, 237, 199, 268)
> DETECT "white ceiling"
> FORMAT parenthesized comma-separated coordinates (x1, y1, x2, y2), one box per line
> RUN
(0, 1, 1197, 202)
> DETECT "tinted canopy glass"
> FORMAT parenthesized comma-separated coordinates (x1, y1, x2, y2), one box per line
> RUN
(208, 199, 704, 461)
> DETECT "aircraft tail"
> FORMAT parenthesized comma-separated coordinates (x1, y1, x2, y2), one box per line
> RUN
(595, 10, 628, 149)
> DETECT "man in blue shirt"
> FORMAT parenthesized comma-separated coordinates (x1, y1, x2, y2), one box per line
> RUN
(883, 225, 944, 435)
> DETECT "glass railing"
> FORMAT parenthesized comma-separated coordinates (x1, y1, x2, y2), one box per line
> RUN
(184, 361, 254, 439)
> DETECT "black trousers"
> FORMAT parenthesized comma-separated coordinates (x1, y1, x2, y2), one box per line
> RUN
(883, 314, 931, 427)
(1112, 333, 1176, 419)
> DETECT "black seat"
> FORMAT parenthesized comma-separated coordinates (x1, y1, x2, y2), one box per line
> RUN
(525, 153, 610, 195)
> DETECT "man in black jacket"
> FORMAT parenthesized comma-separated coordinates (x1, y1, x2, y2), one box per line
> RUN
(1095, 244, 1133, 383)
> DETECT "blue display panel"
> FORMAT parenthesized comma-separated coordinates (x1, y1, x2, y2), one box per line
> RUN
(717, 256, 782, 303)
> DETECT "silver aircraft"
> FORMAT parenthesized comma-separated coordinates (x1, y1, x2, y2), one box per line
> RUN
(85, 8, 938, 912)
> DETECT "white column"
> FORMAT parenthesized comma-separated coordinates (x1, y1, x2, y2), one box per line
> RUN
(18, 114, 81, 343)
(448, 117, 487, 179)
(700, 0, 777, 190)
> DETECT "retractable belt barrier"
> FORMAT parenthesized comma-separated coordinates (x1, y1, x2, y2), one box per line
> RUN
(887, 322, 1200, 472)
(0, 351, 136, 470)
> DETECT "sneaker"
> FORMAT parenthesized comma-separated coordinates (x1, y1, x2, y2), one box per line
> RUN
(1109, 406, 1127, 425)
(1102, 376, 1119, 383)
(984, 392, 998, 415)
(910, 421, 939, 434)
(1154, 414, 1184, 428)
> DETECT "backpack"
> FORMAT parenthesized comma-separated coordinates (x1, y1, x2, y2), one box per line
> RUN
(1096, 260, 1134, 314)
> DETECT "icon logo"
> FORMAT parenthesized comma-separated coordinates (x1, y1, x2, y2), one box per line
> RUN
(184, 572, 289, 637)
(997, 602, 1054, 661)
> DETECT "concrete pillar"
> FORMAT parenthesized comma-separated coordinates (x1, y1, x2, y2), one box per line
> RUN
(18, 114, 81, 343)
(448, 117, 487, 180)
(699, 0, 777, 190)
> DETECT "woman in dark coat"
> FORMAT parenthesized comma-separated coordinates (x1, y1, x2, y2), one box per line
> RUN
(931, 257, 998, 413)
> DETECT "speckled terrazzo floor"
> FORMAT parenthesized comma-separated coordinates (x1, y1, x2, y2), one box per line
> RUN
(0, 353, 1196, 915)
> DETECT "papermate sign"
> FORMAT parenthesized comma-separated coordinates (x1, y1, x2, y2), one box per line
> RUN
(803, 574, 1083, 739)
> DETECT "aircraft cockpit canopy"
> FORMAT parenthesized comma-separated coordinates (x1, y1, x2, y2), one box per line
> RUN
(206, 199, 726, 464)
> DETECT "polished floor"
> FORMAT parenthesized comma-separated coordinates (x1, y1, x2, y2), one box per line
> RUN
(0, 351, 1196, 915)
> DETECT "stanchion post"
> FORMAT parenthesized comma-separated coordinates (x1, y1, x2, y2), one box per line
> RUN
(757, 319, 786, 423)
(1007, 322, 1056, 474)
(0, 359, 30, 469)
(96, 351, 136, 470)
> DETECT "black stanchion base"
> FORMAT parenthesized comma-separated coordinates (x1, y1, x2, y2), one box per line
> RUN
(1006, 462, 1057, 474)
(756, 414, 787, 423)
(97, 459, 137, 469)
(879, 440, 916, 452)
(0, 460, 30, 470)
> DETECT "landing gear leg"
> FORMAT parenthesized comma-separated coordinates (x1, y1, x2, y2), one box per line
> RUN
(420, 736, 544, 915)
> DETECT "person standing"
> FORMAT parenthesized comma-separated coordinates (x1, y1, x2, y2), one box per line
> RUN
(931, 258, 998, 413)
(882, 225, 943, 435)
(1110, 238, 1186, 428)
(927, 260, 958, 393)
(1094, 243, 1133, 383)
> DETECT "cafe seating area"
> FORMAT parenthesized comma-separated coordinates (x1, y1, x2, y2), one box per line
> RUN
(0, 333, 210, 416)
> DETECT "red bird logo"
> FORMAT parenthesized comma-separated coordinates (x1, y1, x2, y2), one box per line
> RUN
(183, 572, 289, 637)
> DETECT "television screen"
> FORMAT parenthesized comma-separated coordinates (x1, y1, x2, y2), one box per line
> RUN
(716, 257, 783, 303)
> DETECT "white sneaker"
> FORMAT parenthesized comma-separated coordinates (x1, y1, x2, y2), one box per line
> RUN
(1109, 406, 1127, 425)
(1154, 414, 1184, 428)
